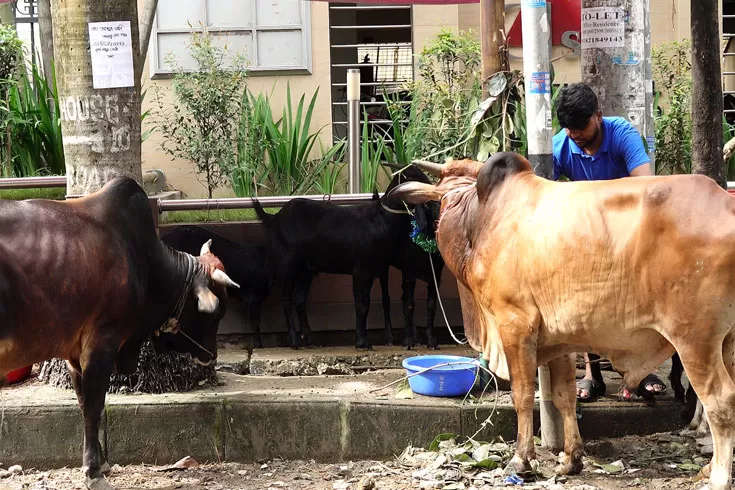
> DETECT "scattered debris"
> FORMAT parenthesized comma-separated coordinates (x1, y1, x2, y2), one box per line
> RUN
(157, 455, 200, 471)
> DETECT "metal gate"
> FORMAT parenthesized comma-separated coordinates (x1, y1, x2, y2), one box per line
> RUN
(328, 2, 414, 143)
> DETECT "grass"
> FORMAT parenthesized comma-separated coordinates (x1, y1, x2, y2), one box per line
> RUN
(0, 187, 65, 200)
(160, 207, 280, 224)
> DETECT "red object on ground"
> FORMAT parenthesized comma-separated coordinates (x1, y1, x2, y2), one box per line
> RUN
(6, 365, 32, 384)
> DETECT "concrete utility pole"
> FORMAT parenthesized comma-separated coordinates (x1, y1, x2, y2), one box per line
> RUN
(581, 0, 655, 168)
(519, 0, 561, 452)
(51, 0, 143, 195)
(691, 0, 725, 187)
(481, 0, 506, 98)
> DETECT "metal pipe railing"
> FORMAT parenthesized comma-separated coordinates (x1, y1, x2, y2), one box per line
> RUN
(157, 192, 381, 213)
(0, 176, 66, 189)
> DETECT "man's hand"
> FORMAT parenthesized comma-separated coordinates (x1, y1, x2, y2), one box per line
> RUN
(630, 163, 653, 177)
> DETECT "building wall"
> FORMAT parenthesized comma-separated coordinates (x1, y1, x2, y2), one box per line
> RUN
(141, 1, 694, 197)
(458, 0, 691, 86)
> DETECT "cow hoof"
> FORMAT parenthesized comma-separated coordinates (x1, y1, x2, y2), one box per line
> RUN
(504, 455, 532, 476)
(355, 344, 373, 351)
(555, 457, 583, 476)
(697, 463, 712, 480)
(86, 476, 116, 490)
(100, 462, 111, 476)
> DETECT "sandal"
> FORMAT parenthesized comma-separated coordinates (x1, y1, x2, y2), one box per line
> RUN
(576, 378, 606, 402)
(640, 373, 667, 395)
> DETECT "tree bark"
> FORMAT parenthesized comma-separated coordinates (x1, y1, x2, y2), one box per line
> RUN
(37, 0, 54, 82)
(51, 0, 142, 195)
(691, 0, 725, 188)
(138, 0, 158, 79)
(480, 0, 505, 98)
(581, 0, 654, 169)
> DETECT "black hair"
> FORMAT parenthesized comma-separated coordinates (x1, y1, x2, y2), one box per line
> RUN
(556, 83, 599, 130)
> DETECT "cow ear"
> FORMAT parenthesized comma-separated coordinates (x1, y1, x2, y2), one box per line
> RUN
(195, 286, 219, 313)
(200, 239, 213, 256)
(389, 181, 444, 204)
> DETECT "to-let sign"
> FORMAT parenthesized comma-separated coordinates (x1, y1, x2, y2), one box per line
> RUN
(581, 7, 625, 48)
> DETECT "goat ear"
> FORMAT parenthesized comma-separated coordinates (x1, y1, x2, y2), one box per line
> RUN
(388, 181, 443, 204)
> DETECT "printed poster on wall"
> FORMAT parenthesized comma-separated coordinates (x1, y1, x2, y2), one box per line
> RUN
(581, 7, 625, 48)
(88, 21, 134, 89)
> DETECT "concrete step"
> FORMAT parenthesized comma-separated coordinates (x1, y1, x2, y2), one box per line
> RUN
(0, 346, 687, 470)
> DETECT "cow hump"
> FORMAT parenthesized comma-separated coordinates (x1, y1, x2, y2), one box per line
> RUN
(476, 152, 533, 202)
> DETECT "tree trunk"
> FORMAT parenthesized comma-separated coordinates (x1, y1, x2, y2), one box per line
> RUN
(37, 0, 54, 82)
(51, 0, 142, 195)
(581, 0, 654, 168)
(691, 0, 725, 188)
(138, 0, 158, 78)
(480, 0, 505, 98)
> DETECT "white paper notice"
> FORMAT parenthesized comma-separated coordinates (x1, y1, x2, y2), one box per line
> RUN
(88, 21, 134, 89)
(581, 7, 625, 48)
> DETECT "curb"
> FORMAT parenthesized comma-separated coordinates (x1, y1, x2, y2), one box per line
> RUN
(0, 394, 685, 469)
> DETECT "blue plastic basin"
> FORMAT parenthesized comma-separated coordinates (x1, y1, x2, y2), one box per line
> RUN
(402, 354, 478, 397)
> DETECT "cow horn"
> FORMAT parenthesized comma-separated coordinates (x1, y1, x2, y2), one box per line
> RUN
(212, 268, 240, 289)
(200, 239, 212, 256)
(381, 162, 405, 170)
(411, 160, 445, 176)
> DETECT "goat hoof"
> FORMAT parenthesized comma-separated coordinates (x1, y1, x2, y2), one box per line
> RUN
(86, 476, 116, 490)
(355, 344, 372, 351)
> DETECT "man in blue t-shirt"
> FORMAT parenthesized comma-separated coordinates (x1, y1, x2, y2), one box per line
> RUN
(552, 83, 664, 402)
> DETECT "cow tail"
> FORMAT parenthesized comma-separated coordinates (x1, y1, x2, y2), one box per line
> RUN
(251, 198, 272, 228)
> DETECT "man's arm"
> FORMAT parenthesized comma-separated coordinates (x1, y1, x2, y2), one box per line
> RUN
(617, 122, 652, 176)
(630, 163, 653, 176)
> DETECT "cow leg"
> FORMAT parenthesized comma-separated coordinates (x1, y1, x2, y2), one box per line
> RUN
(378, 268, 393, 346)
(498, 318, 538, 475)
(248, 300, 263, 349)
(547, 354, 584, 475)
(401, 275, 416, 349)
(677, 341, 735, 490)
(352, 271, 373, 350)
(76, 347, 117, 489)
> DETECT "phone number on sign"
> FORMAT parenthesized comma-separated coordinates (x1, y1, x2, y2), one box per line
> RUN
(583, 35, 624, 44)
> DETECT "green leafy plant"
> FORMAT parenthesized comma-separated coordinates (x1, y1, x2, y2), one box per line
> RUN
(405, 29, 482, 162)
(236, 83, 345, 196)
(152, 31, 247, 198)
(4, 62, 65, 177)
(652, 39, 692, 175)
(360, 111, 391, 193)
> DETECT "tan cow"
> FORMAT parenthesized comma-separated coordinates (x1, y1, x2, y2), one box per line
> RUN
(390, 152, 735, 490)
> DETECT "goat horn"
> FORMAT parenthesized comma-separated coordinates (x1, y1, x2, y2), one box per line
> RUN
(200, 239, 212, 256)
(411, 160, 445, 176)
(212, 268, 240, 289)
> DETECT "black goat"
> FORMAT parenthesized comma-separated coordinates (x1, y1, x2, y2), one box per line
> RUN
(161, 225, 271, 348)
(253, 166, 438, 350)
(392, 199, 444, 349)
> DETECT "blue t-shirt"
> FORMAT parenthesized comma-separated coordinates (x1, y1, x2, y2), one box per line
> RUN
(552, 116, 650, 181)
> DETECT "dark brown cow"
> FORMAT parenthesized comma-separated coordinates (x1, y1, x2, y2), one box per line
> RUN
(0, 177, 238, 490)
(391, 152, 735, 490)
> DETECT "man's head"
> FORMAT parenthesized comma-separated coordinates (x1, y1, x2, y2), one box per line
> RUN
(556, 83, 603, 150)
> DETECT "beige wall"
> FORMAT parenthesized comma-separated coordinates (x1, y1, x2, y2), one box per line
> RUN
(142, 1, 693, 198)
(140, 1, 333, 198)
(458, 0, 691, 86)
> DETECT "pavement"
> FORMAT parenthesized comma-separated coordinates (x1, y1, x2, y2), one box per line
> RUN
(0, 345, 687, 470)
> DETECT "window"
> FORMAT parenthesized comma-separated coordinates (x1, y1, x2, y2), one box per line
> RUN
(151, 0, 312, 75)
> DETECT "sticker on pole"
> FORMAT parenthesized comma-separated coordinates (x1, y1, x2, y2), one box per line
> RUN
(88, 21, 134, 89)
(529, 72, 551, 94)
(581, 7, 625, 48)
(521, 0, 546, 7)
